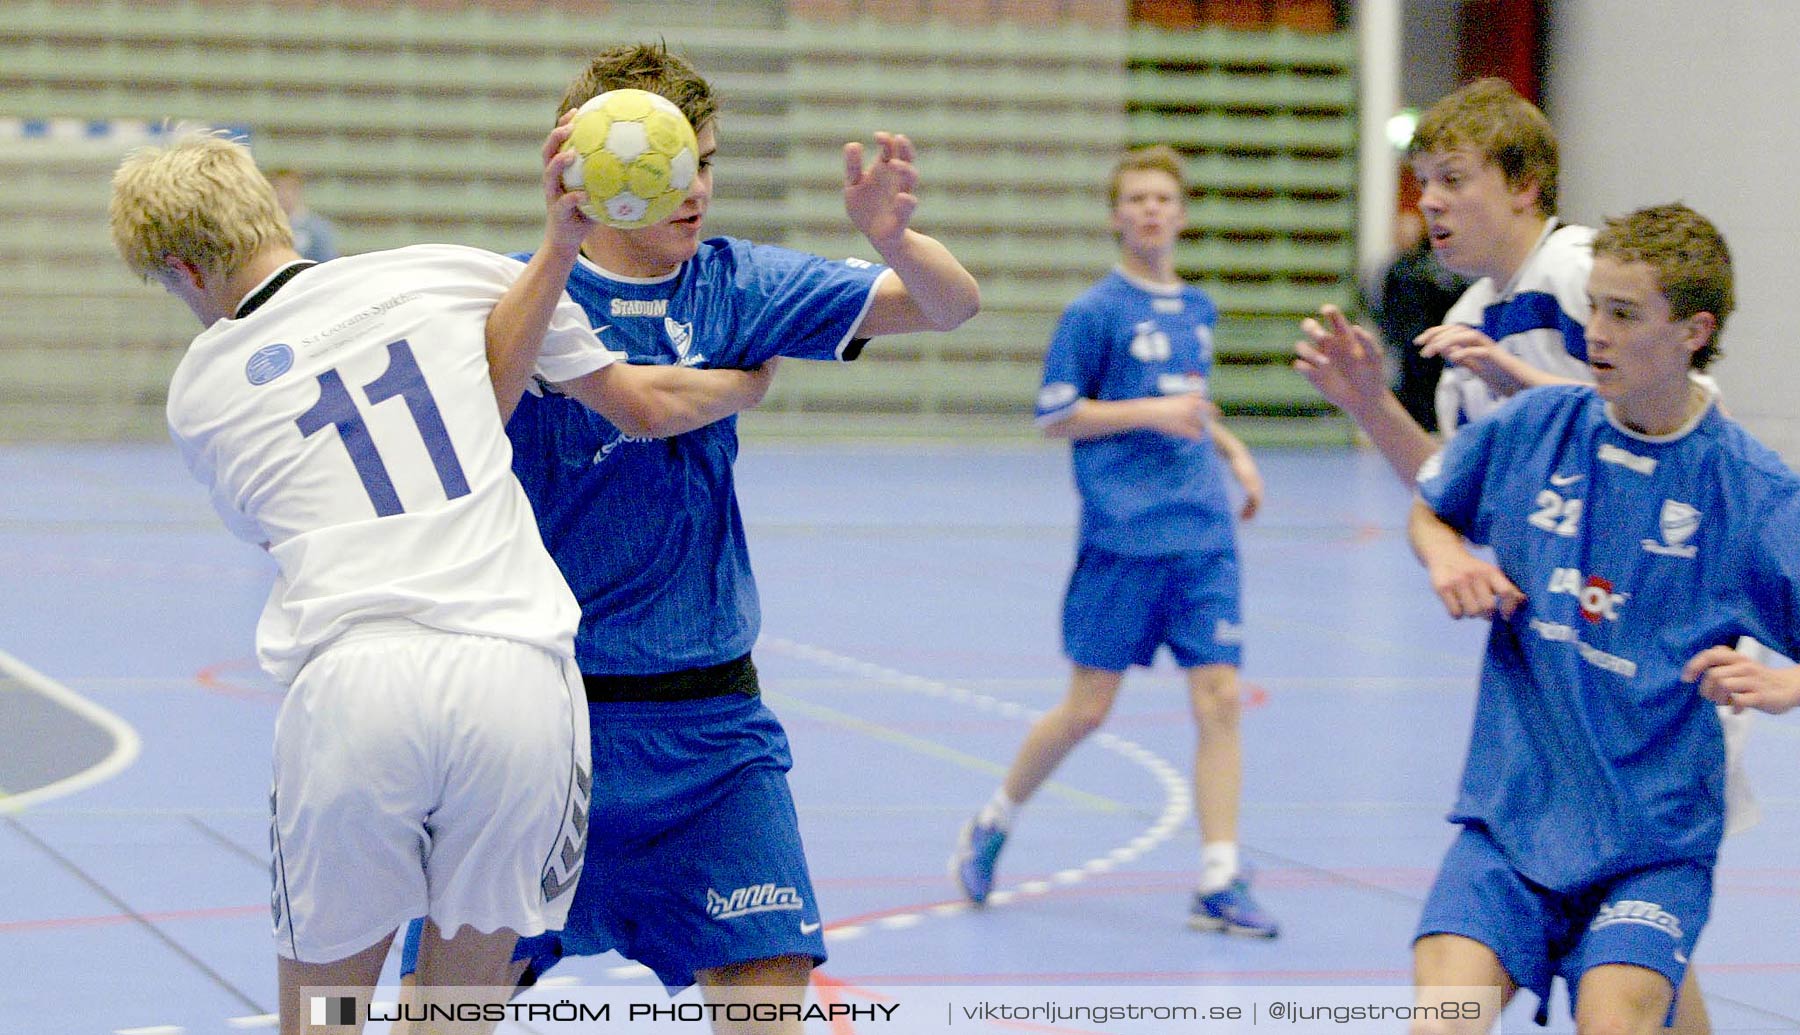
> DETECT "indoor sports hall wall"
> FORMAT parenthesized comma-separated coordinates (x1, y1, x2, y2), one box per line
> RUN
(0, 0, 1355, 441)
(1546, 1, 1800, 465)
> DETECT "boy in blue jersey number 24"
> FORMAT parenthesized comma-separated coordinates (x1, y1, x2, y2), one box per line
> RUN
(951, 145, 1276, 936)
(1405, 203, 1800, 1034)
(400, 42, 980, 1035)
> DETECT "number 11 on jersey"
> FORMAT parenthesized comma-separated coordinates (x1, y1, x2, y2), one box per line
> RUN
(295, 339, 470, 517)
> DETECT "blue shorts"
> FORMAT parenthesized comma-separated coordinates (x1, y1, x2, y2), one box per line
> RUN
(1062, 544, 1242, 671)
(403, 690, 825, 990)
(1416, 825, 1711, 1026)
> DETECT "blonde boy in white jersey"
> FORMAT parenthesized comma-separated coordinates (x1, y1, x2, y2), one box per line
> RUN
(109, 131, 772, 1034)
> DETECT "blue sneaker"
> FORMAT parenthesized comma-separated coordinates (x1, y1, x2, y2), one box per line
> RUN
(951, 817, 1007, 904)
(1189, 876, 1279, 938)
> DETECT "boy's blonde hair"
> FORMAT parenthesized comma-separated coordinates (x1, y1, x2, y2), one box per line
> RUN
(110, 132, 291, 280)
(1108, 144, 1186, 209)
(559, 42, 718, 134)
(1594, 203, 1734, 369)
(1410, 78, 1559, 216)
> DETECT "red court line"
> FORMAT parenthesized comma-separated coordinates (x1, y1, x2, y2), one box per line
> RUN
(0, 902, 265, 934)
(194, 658, 282, 702)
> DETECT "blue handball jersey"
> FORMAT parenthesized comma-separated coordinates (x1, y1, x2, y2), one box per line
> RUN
(1418, 383, 1800, 892)
(507, 237, 885, 674)
(1035, 270, 1237, 557)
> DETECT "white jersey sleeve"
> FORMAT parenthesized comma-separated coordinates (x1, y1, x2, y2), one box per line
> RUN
(1436, 222, 1596, 432)
(166, 244, 601, 683)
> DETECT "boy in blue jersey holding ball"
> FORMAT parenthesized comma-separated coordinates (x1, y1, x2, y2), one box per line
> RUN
(950, 145, 1275, 936)
(400, 42, 979, 1033)
(1404, 203, 1800, 1033)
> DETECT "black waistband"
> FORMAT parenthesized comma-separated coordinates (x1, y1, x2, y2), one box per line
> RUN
(582, 653, 759, 703)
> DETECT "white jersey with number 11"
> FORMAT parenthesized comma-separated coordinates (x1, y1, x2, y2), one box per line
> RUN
(166, 244, 612, 684)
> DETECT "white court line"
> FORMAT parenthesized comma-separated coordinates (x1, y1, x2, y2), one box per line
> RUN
(758, 637, 1191, 927)
(0, 648, 142, 814)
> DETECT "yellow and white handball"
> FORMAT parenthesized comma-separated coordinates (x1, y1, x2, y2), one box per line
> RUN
(560, 88, 701, 229)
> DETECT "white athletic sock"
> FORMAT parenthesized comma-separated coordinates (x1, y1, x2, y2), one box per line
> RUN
(1199, 841, 1240, 894)
(976, 788, 1019, 831)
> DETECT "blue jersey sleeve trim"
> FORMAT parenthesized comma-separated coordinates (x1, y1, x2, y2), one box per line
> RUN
(832, 268, 890, 362)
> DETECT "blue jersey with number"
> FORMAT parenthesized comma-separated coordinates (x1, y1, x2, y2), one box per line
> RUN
(1034, 269, 1236, 557)
(1417, 382, 1800, 891)
(507, 237, 885, 674)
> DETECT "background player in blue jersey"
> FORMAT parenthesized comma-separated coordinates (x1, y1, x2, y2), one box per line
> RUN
(949, 145, 1275, 936)
(1295, 78, 1593, 482)
(401, 42, 979, 1032)
(1404, 203, 1800, 1034)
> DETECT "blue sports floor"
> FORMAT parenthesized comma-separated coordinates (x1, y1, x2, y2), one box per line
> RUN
(2, 441, 1796, 1033)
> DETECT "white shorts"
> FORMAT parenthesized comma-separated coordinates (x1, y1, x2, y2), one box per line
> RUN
(270, 624, 590, 963)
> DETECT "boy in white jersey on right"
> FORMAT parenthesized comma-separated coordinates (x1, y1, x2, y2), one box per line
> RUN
(1404, 203, 1800, 1033)
(1296, 77, 1593, 482)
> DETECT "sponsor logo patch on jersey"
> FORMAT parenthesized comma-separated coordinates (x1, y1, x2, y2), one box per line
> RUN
(665, 317, 705, 366)
(706, 882, 805, 921)
(1591, 899, 1685, 940)
(610, 298, 668, 318)
(1157, 372, 1208, 397)
(1549, 567, 1625, 623)
(245, 343, 294, 385)
(1599, 442, 1658, 475)
(1643, 499, 1700, 558)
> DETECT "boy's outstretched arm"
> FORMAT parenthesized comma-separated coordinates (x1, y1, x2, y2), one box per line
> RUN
(554, 360, 779, 439)
(842, 132, 980, 337)
(1295, 304, 1440, 484)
